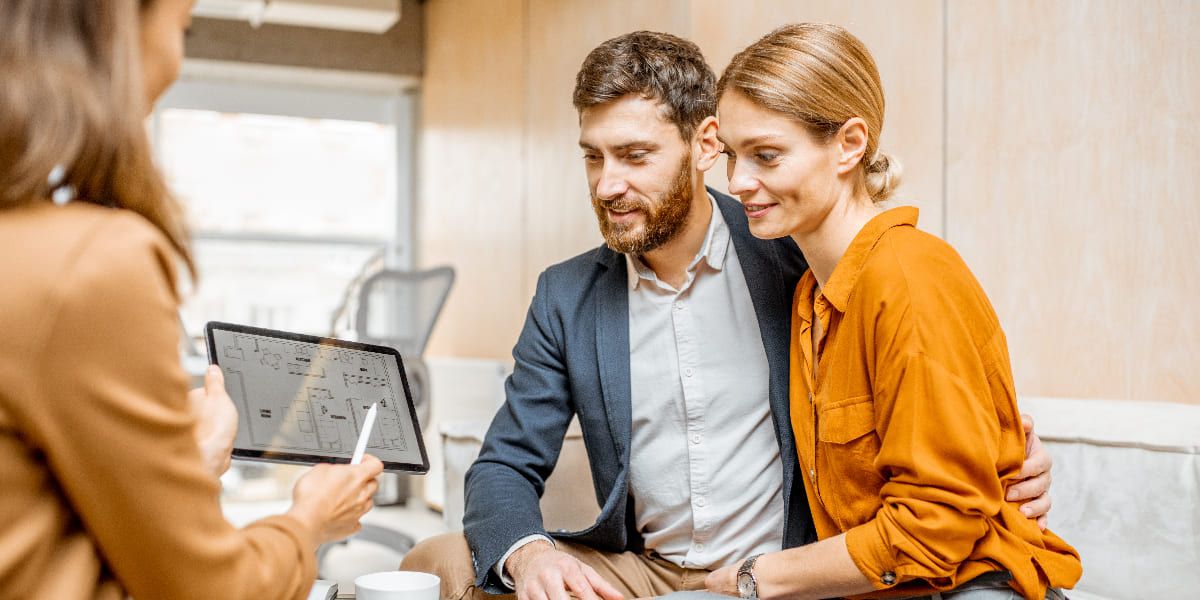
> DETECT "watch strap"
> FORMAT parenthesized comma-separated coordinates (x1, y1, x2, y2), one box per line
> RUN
(737, 553, 763, 599)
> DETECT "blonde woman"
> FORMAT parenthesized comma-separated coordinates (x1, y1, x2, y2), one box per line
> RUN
(706, 24, 1081, 600)
(0, 1, 382, 597)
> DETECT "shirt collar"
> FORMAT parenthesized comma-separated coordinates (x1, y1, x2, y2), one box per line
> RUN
(819, 206, 920, 312)
(626, 193, 731, 290)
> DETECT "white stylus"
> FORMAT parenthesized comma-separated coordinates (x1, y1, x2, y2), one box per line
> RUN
(351, 402, 378, 465)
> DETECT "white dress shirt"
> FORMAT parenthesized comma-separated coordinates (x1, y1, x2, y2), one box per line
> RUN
(498, 196, 784, 581)
(624, 196, 783, 569)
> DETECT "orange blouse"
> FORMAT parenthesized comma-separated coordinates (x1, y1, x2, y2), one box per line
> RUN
(789, 207, 1081, 599)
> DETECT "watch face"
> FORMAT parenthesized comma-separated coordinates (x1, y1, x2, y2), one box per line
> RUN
(737, 572, 753, 597)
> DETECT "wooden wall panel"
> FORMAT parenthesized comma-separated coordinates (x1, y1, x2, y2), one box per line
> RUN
(418, 0, 1198, 406)
(419, 0, 527, 358)
(946, 1, 1200, 404)
(690, 0, 946, 237)
(1126, 2, 1200, 403)
(521, 0, 692, 301)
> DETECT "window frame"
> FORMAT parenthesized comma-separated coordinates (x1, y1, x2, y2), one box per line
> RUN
(152, 60, 419, 269)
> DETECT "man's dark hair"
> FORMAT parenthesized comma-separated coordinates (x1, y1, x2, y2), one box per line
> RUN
(573, 31, 716, 141)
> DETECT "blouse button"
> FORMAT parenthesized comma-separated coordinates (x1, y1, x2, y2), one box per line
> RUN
(881, 572, 897, 585)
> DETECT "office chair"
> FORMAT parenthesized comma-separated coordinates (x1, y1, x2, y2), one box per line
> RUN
(317, 266, 454, 573)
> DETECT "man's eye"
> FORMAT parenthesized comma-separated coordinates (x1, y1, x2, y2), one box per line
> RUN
(627, 152, 647, 161)
(583, 154, 601, 163)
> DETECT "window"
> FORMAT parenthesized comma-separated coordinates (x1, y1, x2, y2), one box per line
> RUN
(152, 75, 416, 341)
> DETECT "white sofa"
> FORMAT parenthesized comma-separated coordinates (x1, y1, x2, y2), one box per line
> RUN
(1020, 397, 1200, 599)
(441, 418, 600, 534)
(439, 395, 1200, 600)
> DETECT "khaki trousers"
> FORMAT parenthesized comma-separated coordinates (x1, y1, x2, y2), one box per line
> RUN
(400, 533, 712, 600)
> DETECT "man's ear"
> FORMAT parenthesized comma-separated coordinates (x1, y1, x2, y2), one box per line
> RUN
(835, 117, 869, 176)
(693, 116, 722, 173)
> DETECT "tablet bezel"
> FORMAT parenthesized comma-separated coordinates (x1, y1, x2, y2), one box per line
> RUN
(204, 321, 429, 474)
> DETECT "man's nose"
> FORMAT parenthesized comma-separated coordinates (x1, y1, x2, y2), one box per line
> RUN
(595, 165, 630, 201)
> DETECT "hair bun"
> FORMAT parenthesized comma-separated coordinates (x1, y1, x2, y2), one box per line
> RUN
(864, 151, 902, 202)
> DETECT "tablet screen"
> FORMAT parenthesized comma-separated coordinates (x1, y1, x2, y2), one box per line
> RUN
(206, 323, 427, 472)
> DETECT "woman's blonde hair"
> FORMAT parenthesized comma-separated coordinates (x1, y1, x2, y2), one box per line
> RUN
(718, 23, 902, 202)
(0, 0, 194, 278)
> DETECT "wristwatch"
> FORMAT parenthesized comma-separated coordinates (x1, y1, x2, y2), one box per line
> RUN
(736, 553, 763, 599)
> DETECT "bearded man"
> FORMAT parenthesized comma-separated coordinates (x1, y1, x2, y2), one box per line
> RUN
(401, 31, 1055, 600)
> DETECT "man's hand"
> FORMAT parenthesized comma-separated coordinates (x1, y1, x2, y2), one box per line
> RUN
(187, 365, 238, 477)
(506, 540, 623, 600)
(1007, 413, 1052, 529)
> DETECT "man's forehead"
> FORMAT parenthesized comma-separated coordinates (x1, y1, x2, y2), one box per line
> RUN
(578, 95, 681, 147)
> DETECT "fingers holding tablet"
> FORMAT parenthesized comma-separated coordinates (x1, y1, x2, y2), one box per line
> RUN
(187, 365, 239, 477)
(290, 455, 385, 546)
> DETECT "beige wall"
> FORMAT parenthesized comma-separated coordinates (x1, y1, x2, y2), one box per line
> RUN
(945, 0, 1200, 404)
(418, 0, 527, 359)
(418, 0, 1199, 405)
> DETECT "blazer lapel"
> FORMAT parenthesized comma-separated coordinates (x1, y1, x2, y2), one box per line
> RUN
(715, 191, 800, 526)
(593, 246, 632, 465)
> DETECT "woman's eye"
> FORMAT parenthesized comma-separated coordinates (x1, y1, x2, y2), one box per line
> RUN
(755, 152, 779, 163)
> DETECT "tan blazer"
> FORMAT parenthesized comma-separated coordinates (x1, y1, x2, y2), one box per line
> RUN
(0, 203, 315, 599)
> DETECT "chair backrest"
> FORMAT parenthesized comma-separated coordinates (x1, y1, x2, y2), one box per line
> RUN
(354, 266, 454, 356)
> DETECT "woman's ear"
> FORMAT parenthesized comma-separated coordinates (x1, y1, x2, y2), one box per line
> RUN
(835, 117, 869, 176)
(693, 116, 722, 173)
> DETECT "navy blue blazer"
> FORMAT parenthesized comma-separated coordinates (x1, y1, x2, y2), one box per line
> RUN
(463, 188, 814, 592)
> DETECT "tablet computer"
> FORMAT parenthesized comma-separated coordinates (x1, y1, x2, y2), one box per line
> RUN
(204, 321, 428, 473)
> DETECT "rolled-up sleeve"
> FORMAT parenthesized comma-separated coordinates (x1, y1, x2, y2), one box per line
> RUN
(792, 213, 1078, 596)
(845, 337, 1015, 589)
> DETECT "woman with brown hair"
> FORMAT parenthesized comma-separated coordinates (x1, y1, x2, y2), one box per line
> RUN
(0, 1, 382, 597)
(705, 24, 1082, 600)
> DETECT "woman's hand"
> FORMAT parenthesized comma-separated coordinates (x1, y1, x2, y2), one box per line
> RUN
(704, 539, 873, 600)
(288, 455, 384, 546)
(705, 562, 740, 597)
(187, 365, 238, 477)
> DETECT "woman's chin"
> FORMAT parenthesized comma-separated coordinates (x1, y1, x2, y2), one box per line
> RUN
(747, 220, 790, 240)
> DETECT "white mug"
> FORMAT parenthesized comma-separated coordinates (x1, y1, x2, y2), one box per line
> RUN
(354, 570, 440, 600)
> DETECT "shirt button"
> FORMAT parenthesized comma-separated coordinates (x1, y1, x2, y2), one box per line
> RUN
(881, 571, 897, 585)
(691, 434, 701, 444)
(684, 367, 694, 377)
(694, 543, 705, 552)
(695, 496, 707, 507)
(674, 301, 684, 310)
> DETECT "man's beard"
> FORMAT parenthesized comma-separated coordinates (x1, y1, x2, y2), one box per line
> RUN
(591, 153, 693, 255)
